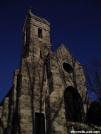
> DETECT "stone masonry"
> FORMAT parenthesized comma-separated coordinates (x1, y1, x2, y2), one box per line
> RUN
(0, 8, 100, 134)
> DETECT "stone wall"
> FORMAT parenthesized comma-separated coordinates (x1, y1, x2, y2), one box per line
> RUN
(0, 9, 95, 134)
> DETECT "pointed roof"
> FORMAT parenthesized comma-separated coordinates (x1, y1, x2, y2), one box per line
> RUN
(54, 44, 81, 65)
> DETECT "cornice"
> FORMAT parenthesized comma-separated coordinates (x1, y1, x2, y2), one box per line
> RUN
(29, 12, 50, 25)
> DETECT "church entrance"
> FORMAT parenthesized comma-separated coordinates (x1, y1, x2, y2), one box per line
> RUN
(64, 86, 82, 122)
(35, 113, 45, 134)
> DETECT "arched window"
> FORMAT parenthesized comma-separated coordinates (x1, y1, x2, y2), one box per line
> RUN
(64, 86, 82, 122)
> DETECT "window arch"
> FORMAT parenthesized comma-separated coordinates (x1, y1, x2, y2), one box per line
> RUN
(64, 86, 82, 122)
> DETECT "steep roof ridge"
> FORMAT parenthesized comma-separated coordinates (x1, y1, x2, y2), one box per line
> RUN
(29, 12, 50, 25)
(53, 44, 81, 65)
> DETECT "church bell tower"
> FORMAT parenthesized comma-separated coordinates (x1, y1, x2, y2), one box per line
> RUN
(0, 7, 91, 134)
(22, 7, 51, 58)
(18, 7, 51, 134)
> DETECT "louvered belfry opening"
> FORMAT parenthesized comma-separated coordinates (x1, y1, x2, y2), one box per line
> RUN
(64, 86, 82, 122)
(38, 28, 42, 38)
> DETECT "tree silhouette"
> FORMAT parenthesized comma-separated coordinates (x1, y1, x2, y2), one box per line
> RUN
(84, 57, 101, 102)
(86, 101, 101, 126)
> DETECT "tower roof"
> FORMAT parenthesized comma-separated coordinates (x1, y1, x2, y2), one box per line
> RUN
(28, 11, 50, 25)
(23, 7, 50, 32)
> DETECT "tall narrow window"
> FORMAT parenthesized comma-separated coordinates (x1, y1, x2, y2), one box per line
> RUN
(24, 27, 29, 46)
(26, 27, 29, 44)
(24, 30, 26, 44)
(40, 50, 42, 58)
(38, 28, 42, 38)
(35, 113, 45, 134)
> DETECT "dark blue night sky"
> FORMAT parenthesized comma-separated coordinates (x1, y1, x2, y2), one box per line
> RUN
(0, 0, 101, 102)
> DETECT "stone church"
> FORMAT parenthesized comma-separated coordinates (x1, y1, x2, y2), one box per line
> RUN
(0, 8, 90, 134)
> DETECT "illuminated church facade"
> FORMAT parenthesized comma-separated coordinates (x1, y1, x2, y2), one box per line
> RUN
(0, 8, 89, 134)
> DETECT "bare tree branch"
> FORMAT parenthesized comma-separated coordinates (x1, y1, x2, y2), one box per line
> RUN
(84, 57, 101, 102)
